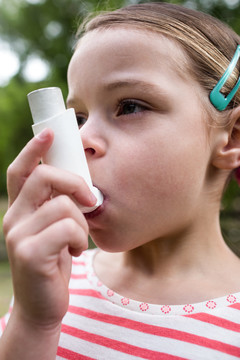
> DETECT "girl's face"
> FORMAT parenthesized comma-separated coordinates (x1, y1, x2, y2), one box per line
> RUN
(67, 28, 215, 252)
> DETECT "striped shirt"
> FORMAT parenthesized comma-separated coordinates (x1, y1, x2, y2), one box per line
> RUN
(1, 248, 240, 359)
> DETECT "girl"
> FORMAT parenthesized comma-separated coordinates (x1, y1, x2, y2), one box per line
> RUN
(1, 2, 240, 359)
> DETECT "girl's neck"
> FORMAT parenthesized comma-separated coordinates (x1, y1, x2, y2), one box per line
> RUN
(93, 219, 240, 305)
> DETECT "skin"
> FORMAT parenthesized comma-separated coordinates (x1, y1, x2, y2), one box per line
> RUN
(68, 30, 212, 254)
(68, 28, 240, 303)
(1, 27, 240, 359)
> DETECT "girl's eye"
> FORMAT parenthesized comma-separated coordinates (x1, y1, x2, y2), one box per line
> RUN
(116, 100, 148, 117)
(76, 113, 87, 128)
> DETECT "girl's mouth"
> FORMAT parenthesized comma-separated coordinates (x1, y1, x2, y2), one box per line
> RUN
(84, 189, 105, 220)
(84, 202, 104, 219)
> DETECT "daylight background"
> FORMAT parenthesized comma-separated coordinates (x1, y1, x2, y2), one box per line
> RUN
(0, 0, 240, 315)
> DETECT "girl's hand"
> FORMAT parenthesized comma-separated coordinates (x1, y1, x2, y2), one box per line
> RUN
(3, 129, 96, 328)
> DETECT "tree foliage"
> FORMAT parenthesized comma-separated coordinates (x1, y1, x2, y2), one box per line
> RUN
(0, 0, 127, 195)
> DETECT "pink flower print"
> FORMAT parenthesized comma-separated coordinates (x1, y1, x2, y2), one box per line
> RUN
(121, 297, 130, 306)
(139, 303, 149, 312)
(107, 289, 114, 297)
(97, 281, 103, 287)
(227, 295, 237, 304)
(183, 304, 194, 313)
(161, 305, 171, 314)
(206, 301, 217, 310)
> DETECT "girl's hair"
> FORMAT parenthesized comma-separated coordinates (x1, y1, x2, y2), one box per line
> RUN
(76, 2, 240, 124)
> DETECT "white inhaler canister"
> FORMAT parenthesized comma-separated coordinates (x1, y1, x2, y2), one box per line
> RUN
(27, 87, 103, 213)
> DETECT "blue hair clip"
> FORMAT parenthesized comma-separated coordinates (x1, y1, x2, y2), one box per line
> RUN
(210, 45, 240, 111)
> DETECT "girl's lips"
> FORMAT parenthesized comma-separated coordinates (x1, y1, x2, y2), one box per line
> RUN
(84, 201, 104, 219)
(84, 188, 106, 220)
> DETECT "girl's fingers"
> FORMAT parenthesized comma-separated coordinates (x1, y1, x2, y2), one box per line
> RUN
(3, 165, 96, 234)
(18, 164, 96, 212)
(7, 218, 88, 325)
(7, 129, 54, 206)
(14, 218, 88, 267)
(6, 195, 88, 243)
(41, 218, 88, 257)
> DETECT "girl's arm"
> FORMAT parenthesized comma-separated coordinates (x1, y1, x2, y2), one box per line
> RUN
(0, 129, 95, 359)
(0, 309, 62, 360)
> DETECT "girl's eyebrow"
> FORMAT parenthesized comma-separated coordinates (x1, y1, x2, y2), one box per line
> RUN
(66, 79, 170, 108)
(104, 79, 169, 98)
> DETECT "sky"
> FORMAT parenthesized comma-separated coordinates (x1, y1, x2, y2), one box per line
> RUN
(0, 0, 49, 87)
(0, 41, 20, 86)
(0, 40, 50, 86)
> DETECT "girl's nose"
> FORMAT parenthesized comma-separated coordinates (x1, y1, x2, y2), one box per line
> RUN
(80, 121, 106, 159)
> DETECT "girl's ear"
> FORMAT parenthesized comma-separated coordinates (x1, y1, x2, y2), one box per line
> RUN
(212, 106, 240, 170)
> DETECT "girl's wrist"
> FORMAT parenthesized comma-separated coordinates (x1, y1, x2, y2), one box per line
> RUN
(12, 303, 63, 333)
(0, 306, 62, 360)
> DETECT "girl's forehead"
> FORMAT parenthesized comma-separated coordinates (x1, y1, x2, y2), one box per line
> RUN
(72, 26, 192, 84)
(67, 27, 206, 119)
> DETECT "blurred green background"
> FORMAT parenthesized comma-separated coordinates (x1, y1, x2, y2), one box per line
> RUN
(1, 0, 240, 316)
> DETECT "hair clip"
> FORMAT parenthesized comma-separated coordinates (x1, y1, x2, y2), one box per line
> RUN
(210, 45, 240, 111)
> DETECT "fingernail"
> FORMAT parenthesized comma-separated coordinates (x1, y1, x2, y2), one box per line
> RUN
(35, 128, 50, 141)
(89, 192, 97, 205)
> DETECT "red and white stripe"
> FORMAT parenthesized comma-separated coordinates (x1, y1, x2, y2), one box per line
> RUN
(1, 250, 240, 359)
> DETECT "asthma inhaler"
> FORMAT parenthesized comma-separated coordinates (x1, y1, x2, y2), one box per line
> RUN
(27, 87, 103, 213)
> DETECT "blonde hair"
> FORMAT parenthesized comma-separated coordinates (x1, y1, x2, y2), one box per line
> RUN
(76, 3, 240, 125)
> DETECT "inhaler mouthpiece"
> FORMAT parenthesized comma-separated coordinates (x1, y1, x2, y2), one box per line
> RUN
(27, 87, 103, 213)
